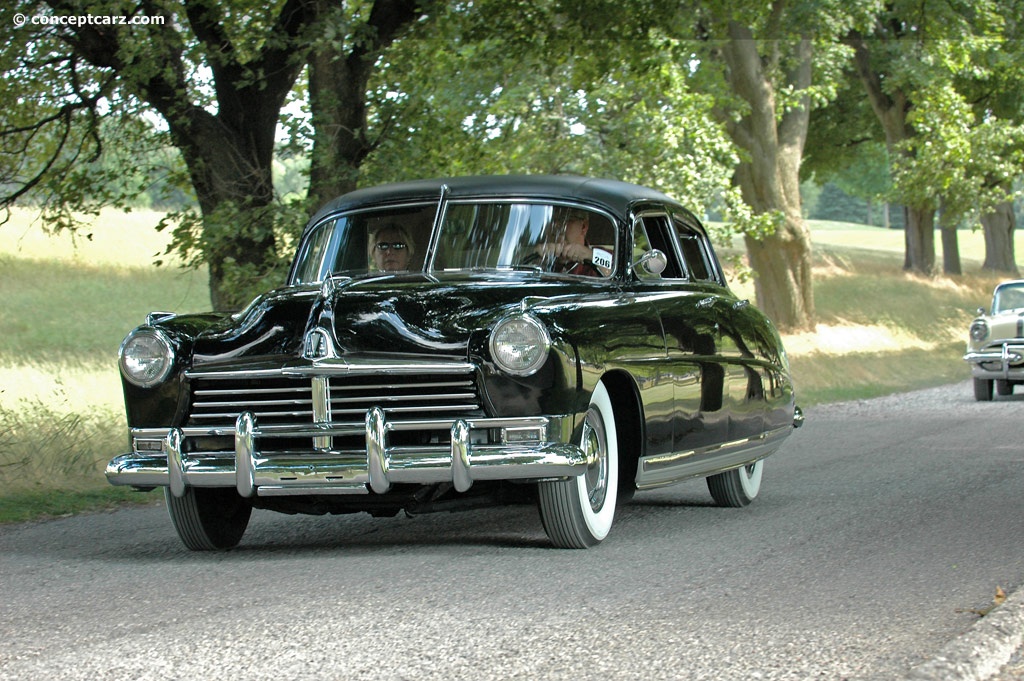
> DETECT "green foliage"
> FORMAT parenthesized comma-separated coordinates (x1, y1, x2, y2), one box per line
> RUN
(812, 0, 1024, 234)
(0, 488, 158, 525)
(361, 1, 741, 233)
(810, 183, 875, 225)
(1, 0, 315, 309)
(4, 0, 1024, 311)
(155, 197, 306, 305)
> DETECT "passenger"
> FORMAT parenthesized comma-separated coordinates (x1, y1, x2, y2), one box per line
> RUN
(368, 224, 414, 271)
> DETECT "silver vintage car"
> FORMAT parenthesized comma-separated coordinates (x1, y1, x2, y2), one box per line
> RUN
(964, 279, 1024, 401)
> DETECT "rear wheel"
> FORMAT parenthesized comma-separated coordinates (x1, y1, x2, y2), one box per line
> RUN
(707, 460, 763, 507)
(996, 380, 1013, 397)
(164, 487, 252, 551)
(974, 378, 994, 401)
(538, 382, 618, 548)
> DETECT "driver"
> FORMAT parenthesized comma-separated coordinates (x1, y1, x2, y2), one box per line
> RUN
(533, 208, 611, 277)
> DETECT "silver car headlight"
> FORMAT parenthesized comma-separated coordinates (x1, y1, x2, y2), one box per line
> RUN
(119, 328, 175, 388)
(489, 314, 551, 376)
(969, 320, 989, 342)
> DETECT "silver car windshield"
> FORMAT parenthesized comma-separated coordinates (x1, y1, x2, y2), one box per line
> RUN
(290, 201, 616, 284)
(993, 283, 1024, 314)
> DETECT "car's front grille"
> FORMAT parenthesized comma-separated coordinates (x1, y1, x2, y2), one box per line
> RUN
(186, 373, 483, 430)
(189, 379, 315, 426)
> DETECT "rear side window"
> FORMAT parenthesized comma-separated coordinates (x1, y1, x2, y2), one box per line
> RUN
(672, 214, 717, 282)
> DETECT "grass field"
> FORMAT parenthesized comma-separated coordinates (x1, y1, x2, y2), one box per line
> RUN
(1, 208, 210, 520)
(0, 208, 1018, 522)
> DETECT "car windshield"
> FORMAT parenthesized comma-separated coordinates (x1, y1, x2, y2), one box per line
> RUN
(993, 283, 1024, 314)
(290, 201, 617, 284)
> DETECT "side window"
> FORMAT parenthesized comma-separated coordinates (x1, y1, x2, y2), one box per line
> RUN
(633, 214, 683, 280)
(291, 218, 340, 284)
(673, 214, 717, 282)
(632, 219, 659, 280)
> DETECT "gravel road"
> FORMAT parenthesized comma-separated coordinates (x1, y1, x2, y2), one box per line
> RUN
(1, 380, 1022, 680)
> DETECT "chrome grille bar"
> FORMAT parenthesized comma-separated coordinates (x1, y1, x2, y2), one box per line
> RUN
(185, 370, 483, 432)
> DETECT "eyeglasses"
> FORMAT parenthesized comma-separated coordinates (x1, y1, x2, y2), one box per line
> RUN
(375, 242, 407, 251)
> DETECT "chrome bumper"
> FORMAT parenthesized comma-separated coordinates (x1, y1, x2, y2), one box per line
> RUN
(964, 343, 1024, 380)
(106, 408, 588, 498)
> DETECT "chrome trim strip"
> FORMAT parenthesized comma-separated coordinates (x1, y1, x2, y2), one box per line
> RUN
(312, 376, 331, 450)
(636, 425, 792, 490)
(129, 416, 552, 441)
(186, 358, 475, 380)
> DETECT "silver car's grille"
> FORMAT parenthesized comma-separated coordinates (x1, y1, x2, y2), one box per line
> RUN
(186, 374, 483, 429)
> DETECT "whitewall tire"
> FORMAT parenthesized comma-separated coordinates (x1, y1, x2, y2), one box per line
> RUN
(707, 460, 763, 508)
(538, 382, 619, 548)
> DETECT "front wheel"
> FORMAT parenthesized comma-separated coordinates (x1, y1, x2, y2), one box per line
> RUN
(974, 378, 994, 401)
(164, 487, 252, 551)
(538, 382, 619, 548)
(996, 380, 1013, 397)
(707, 460, 763, 507)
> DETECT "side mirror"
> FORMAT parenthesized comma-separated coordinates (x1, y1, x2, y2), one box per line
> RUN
(976, 307, 985, 316)
(633, 249, 668, 275)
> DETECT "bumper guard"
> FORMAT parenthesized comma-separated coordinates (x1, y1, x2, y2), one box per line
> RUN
(106, 408, 589, 498)
(963, 342, 1024, 380)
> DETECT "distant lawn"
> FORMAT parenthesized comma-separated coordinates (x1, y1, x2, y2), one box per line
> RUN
(1, 208, 208, 521)
(0, 207, 1017, 522)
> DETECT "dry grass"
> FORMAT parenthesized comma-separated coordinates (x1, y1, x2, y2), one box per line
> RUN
(772, 223, 1018, 404)
(0, 208, 208, 506)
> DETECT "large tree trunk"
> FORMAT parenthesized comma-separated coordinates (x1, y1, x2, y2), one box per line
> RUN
(306, 0, 425, 211)
(744, 220, 814, 327)
(174, 113, 281, 311)
(847, 32, 936, 275)
(981, 200, 1019, 275)
(719, 26, 814, 331)
(904, 206, 936, 275)
(55, 0, 312, 311)
(939, 199, 961, 276)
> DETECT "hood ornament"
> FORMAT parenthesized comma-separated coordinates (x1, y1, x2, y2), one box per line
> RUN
(303, 327, 337, 360)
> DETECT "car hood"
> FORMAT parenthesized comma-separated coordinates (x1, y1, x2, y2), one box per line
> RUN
(189, 272, 600, 367)
(981, 308, 1024, 342)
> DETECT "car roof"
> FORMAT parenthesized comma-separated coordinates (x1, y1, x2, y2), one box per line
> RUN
(307, 175, 687, 227)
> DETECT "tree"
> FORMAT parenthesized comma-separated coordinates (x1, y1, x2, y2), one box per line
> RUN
(958, 19, 1024, 275)
(670, 1, 872, 330)
(359, 0, 741, 224)
(702, 28, 817, 330)
(2, 0, 317, 309)
(844, 0, 1016, 276)
(1, 0, 429, 311)
(305, 0, 426, 209)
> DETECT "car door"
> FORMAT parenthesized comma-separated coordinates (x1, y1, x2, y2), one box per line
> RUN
(628, 211, 732, 455)
(670, 210, 770, 442)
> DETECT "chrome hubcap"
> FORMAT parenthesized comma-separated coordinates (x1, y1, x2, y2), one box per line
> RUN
(582, 406, 608, 512)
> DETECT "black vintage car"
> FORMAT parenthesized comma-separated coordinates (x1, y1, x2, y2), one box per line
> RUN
(107, 175, 801, 550)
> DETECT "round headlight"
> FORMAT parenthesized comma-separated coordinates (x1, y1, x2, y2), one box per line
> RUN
(119, 328, 175, 388)
(489, 314, 551, 376)
(969, 320, 989, 342)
